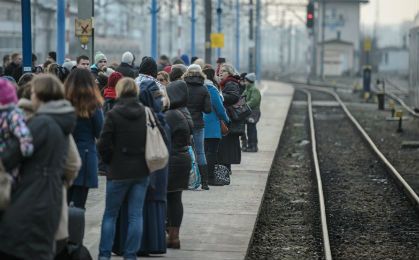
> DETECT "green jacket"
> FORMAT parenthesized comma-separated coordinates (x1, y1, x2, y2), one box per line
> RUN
(242, 83, 261, 111)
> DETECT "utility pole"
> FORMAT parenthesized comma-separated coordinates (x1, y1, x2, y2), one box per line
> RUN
(320, 0, 326, 79)
(204, 0, 212, 64)
(255, 0, 261, 82)
(248, 0, 254, 73)
(177, 0, 183, 56)
(216, 0, 222, 58)
(151, 0, 158, 60)
(169, 1, 174, 56)
(57, 0, 66, 64)
(280, 9, 285, 72)
(21, 0, 32, 73)
(287, 20, 292, 67)
(77, 0, 94, 61)
(191, 0, 196, 58)
(235, 0, 240, 71)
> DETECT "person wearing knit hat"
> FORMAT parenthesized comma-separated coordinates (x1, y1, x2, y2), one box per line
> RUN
(192, 58, 205, 69)
(241, 72, 261, 153)
(135, 56, 170, 111)
(116, 51, 138, 79)
(103, 71, 123, 105)
(138, 56, 158, 78)
(0, 78, 18, 106)
(0, 78, 34, 158)
(169, 64, 187, 81)
(94, 51, 107, 65)
(91, 51, 115, 81)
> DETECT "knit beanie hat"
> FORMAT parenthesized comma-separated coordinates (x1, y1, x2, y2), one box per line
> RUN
(187, 64, 202, 73)
(0, 78, 18, 105)
(139, 56, 158, 78)
(122, 51, 134, 64)
(107, 71, 123, 88)
(94, 51, 107, 64)
(245, 72, 256, 83)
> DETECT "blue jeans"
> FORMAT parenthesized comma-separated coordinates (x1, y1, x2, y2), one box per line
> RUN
(192, 127, 207, 166)
(98, 177, 149, 260)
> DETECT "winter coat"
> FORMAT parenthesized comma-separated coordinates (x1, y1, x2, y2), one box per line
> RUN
(135, 74, 170, 111)
(165, 80, 193, 192)
(217, 76, 242, 164)
(4, 62, 22, 82)
(242, 82, 261, 111)
(221, 76, 243, 134)
(116, 62, 139, 79)
(204, 80, 230, 139)
(0, 100, 76, 260)
(72, 108, 104, 188)
(184, 73, 211, 129)
(97, 97, 149, 180)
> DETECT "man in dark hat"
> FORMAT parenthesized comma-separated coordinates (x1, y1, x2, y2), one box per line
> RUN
(135, 56, 169, 110)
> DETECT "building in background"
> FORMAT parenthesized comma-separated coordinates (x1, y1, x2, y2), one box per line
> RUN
(377, 46, 409, 74)
(317, 0, 369, 76)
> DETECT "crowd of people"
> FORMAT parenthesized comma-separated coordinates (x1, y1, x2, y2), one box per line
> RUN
(0, 50, 262, 259)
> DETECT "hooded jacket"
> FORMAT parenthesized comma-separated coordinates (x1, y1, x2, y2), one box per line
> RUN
(165, 80, 193, 192)
(0, 100, 76, 260)
(242, 82, 261, 111)
(97, 97, 149, 180)
(184, 72, 211, 129)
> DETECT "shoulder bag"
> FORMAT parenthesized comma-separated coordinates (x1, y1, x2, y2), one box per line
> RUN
(227, 95, 252, 121)
(145, 107, 169, 173)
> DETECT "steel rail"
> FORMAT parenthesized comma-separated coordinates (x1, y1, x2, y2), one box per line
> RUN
(300, 85, 419, 210)
(298, 89, 333, 260)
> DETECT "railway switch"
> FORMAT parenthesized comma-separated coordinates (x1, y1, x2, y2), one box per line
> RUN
(377, 92, 385, 110)
(389, 100, 395, 117)
(395, 110, 403, 133)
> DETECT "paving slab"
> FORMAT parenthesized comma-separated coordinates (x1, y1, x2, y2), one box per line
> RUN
(83, 80, 294, 259)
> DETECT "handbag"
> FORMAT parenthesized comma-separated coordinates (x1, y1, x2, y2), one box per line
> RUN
(220, 120, 229, 136)
(187, 146, 201, 190)
(227, 96, 252, 121)
(213, 164, 231, 185)
(0, 160, 12, 210)
(246, 110, 261, 124)
(144, 107, 169, 173)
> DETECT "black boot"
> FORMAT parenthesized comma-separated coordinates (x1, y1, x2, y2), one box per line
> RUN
(241, 138, 248, 152)
(247, 143, 258, 152)
(199, 165, 210, 190)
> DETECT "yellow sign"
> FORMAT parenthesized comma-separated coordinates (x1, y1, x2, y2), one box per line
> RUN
(75, 18, 93, 37)
(364, 37, 372, 52)
(211, 33, 224, 48)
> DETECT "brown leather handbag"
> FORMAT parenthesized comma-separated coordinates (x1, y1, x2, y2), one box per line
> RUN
(220, 120, 229, 136)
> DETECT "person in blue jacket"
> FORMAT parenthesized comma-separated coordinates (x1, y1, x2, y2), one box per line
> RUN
(202, 65, 230, 185)
(65, 68, 104, 209)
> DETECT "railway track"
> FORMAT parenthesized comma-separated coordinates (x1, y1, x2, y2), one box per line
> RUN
(247, 84, 419, 259)
(300, 86, 419, 259)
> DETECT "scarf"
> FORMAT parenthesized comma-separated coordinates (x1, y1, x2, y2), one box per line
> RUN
(219, 75, 240, 90)
(103, 87, 116, 99)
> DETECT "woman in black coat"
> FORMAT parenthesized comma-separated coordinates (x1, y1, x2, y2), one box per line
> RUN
(97, 78, 150, 259)
(182, 64, 211, 190)
(164, 80, 193, 249)
(217, 63, 243, 172)
(0, 74, 76, 260)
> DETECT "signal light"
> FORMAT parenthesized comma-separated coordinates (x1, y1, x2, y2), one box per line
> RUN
(306, 2, 314, 29)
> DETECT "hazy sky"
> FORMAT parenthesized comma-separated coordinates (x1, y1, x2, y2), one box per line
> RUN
(360, 0, 419, 26)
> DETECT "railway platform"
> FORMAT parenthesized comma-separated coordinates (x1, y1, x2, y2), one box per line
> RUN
(83, 81, 294, 259)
